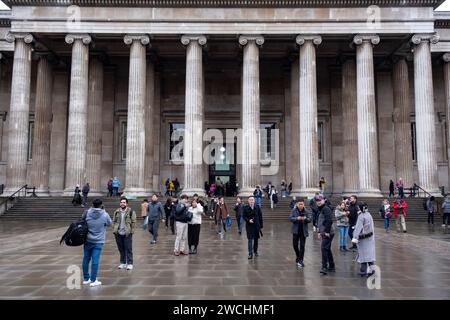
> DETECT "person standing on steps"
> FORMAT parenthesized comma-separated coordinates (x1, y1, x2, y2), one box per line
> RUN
(392, 196, 407, 233)
(147, 194, 165, 244)
(243, 195, 263, 259)
(389, 180, 395, 198)
(112, 197, 136, 270)
(234, 197, 244, 235)
(426, 196, 436, 227)
(82, 183, 90, 207)
(289, 198, 311, 268)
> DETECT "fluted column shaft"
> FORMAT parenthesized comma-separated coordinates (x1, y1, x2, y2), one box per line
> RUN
(181, 35, 206, 196)
(290, 59, 301, 193)
(443, 53, 450, 190)
(64, 34, 91, 194)
(5, 33, 33, 193)
(31, 55, 53, 195)
(238, 35, 264, 196)
(393, 58, 413, 188)
(294, 35, 321, 196)
(353, 35, 382, 197)
(411, 34, 440, 195)
(123, 35, 149, 196)
(342, 59, 359, 195)
(144, 60, 155, 193)
(86, 57, 104, 194)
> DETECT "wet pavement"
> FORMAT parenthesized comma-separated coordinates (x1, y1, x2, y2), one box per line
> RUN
(0, 219, 450, 300)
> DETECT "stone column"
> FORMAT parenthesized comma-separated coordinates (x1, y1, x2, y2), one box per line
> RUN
(181, 35, 207, 196)
(392, 57, 414, 189)
(293, 35, 321, 197)
(290, 59, 301, 194)
(64, 34, 91, 195)
(443, 53, 450, 191)
(85, 57, 104, 196)
(238, 35, 264, 196)
(31, 54, 53, 195)
(144, 59, 155, 194)
(411, 34, 441, 196)
(353, 34, 382, 197)
(4, 33, 33, 194)
(341, 59, 359, 195)
(123, 34, 149, 196)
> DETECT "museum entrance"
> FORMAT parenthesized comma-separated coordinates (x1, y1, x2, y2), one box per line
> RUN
(207, 128, 237, 197)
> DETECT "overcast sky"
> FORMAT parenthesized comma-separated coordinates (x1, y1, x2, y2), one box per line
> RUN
(1, 0, 450, 11)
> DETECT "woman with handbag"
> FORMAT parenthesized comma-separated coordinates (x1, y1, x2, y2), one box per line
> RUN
(214, 196, 229, 235)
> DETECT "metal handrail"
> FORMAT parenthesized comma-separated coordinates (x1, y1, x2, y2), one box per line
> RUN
(0, 184, 37, 208)
(412, 183, 432, 198)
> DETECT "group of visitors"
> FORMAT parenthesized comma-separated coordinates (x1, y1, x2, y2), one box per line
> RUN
(164, 178, 180, 197)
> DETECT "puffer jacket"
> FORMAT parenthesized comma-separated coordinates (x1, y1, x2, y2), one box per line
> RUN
(188, 204, 204, 225)
(442, 199, 450, 214)
(334, 207, 349, 227)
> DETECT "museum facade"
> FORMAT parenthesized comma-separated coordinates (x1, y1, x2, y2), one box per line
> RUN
(1, 0, 450, 197)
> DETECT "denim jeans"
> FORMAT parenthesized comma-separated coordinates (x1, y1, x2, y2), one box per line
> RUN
(148, 218, 160, 241)
(338, 226, 348, 247)
(255, 197, 261, 208)
(236, 214, 244, 233)
(384, 218, 390, 230)
(82, 241, 104, 282)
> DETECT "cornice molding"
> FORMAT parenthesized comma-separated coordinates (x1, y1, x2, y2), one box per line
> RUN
(3, 0, 445, 8)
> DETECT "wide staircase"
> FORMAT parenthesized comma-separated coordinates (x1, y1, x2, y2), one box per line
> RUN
(0, 195, 440, 222)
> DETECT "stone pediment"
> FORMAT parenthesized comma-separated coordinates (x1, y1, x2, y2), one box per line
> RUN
(2, 0, 446, 8)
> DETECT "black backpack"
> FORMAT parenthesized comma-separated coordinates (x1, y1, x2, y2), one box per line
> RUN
(60, 217, 88, 246)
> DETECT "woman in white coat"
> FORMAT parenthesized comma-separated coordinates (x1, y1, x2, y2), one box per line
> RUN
(188, 199, 205, 254)
(352, 202, 376, 277)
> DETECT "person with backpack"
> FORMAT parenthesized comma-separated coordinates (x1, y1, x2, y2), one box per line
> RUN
(442, 195, 450, 229)
(253, 186, 263, 208)
(147, 194, 165, 244)
(426, 196, 436, 226)
(188, 199, 205, 254)
(378, 199, 393, 232)
(214, 196, 229, 235)
(112, 177, 120, 196)
(81, 198, 112, 287)
(112, 197, 136, 270)
(174, 194, 190, 256)
(393, 196, 407, 233)
(289, 198, 311, 268)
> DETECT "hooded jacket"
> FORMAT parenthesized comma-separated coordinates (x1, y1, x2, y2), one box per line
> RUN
(84, 208, 112, 244)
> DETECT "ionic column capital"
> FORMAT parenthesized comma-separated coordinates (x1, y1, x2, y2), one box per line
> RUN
(443, 53, 450, 63)
(181, 35, 207, 46)
(238, 35, 264, 47)
(353, 34, 380, 46)
(5, 32, 34, 44)
(65, 34, 92, 45)
(124, 34, 150, 46)
(410, 33, 439, 46)
(296, 35, 322, 46)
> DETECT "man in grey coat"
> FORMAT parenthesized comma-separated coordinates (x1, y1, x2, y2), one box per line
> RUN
(289, 198, 311, 268)
(352, 202, 376, 277)
(147, 194, 165, 244)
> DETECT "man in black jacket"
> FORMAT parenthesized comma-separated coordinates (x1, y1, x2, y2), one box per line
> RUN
(289, 198, 312, 268)
(316, 194, 335, 275)
(347, 195, 359, 251)
(309, 192, 320, 232)
(243, 196, 263, 259)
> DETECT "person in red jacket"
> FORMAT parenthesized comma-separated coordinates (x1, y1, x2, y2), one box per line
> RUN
(392, 196, 407, 233)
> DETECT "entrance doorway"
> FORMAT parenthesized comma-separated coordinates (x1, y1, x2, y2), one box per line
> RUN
(207, 129, 237, 197)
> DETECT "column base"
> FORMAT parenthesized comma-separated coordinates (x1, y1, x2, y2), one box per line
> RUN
(238, 187, 256, 198)
(342, 190, 360, 197)
(122, 188, 150, 198)
(182, 188, 206, 197)
(357, 189, 383, 198)
(290, 188, 320, 199)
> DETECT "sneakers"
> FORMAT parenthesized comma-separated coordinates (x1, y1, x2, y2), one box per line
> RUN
(174, 251, 180, 256)
(248, 254, 253, 259)
(442, 224, 447, 228)
(254, 252, 259, 257)
(118, 264, 126, 269)
(89, 280, 102, 287)
(126, 264, 133, 270)
(327, 266, 336, 272)
(150, 240, 157, 244)
(82, 279, 91, 285)
(320, 267, 328, 275)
